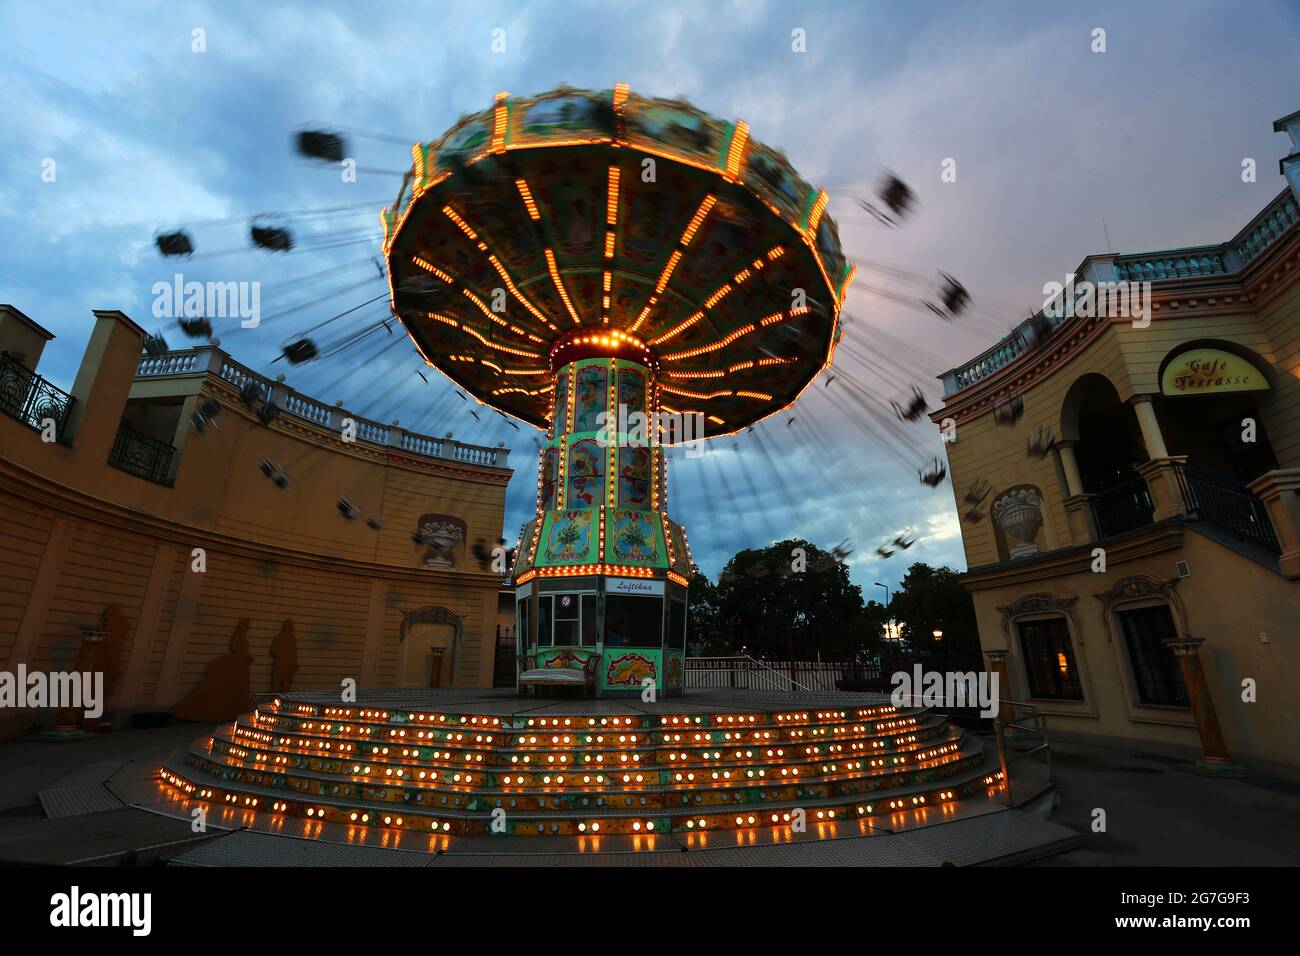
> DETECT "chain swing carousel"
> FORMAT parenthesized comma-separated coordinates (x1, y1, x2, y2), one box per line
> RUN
(158, 86, 1014, 849)
(383, 84, 853, 698)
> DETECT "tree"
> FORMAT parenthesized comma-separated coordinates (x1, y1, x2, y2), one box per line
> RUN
(714, 538, 864, 661)
(887, 563, 981, 665)
(685, 566, 723, 654)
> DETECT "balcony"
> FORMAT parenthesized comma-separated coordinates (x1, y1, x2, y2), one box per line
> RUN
(1175, 462, 1280, 553)
(0, 350, 75, 440)
(1085, 463, 1280, 555)
(1092, 476, 1155, 539)
(134, 346, 510, 470)
(940, 189, 1299, 397)
(108, 420, 176, 486)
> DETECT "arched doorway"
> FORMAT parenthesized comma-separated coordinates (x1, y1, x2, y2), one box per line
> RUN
(399, 606, 462, 688)
(1061, 373, 1147, 493)
(1061, 374, 1153, 537)
(1154, 342, 1278, 482)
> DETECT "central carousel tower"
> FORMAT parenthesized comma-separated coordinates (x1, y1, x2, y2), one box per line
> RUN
(383, 84, 853, 695)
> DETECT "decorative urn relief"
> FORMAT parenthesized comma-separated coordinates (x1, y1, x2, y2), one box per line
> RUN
(992, 486, 1044, 559)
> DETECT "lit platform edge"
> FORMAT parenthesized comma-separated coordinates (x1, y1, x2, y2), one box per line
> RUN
(157, 690, 1009, 840)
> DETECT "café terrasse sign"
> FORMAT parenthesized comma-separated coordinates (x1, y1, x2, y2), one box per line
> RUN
(1160, 349, 1269, 396)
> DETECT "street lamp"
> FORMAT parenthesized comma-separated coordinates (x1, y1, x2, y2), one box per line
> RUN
(932, 628, 944, 657)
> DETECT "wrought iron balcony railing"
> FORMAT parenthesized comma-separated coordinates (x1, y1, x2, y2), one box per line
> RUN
(108, 420, 176, 486)
(0, 350, 75, 440)
(1092, 475, 1155, 539)
(1173, 462, 1280, 553)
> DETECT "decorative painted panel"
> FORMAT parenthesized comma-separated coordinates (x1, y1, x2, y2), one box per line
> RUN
(573, 364, 607, 433)
(602, 649, 660, 690)
(617, 364, 646, 420)
(617, 446, 652, 510)
(664, 649, 684, 689)
(567, 437, 604, 508)
(541, 510, 596, 564)
(551, 370, 569, 438)
(607, 509, 662, 564)
(539, 446, 560, 511)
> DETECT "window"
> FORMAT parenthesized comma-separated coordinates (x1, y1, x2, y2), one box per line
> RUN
(516, 598, 531, 649)
(1017, 617, 1083, 700)
(534, 592, 596, 647)
(581, 595, 598, 647)
(536, 595, 553, 647)
(553, 593, 580, 646)
(1118, 605, 1189, 707)
(604, 594, 662, 648)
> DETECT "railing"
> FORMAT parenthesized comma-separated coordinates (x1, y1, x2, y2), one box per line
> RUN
(134, 346, 509, 469)
(941, 189, 1299, 396)
(1233, 192, 1298, 266)
(686, 657, 875, 692)
(992, 701, 1052, 809)
(1092, 475, 1155, 538)
(949, 331, 1029, 392)
(0, 350, 75, 439)
(108, 421, 176, 486)
(1114, 249, 1226, 282)
(1174, 462, 1280, 553)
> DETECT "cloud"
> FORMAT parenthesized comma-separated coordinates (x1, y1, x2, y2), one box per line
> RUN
(2, 0, 1297, 593)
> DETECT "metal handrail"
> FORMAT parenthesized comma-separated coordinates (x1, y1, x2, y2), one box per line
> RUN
(993, 700, 1052, 809)
(1174, 461, 1281, 552)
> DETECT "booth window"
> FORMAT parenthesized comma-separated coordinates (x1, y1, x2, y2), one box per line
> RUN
(1016, 618, 1083, 700)
(536, 595, 553, 647)
(517, 598, 531, 648)
(1118, 606, 1189, 706)
(581, 595, 598, 646)
(534, 592, 596, 647)
(553, 594, 580, 645)
(604, 594, 662, 648)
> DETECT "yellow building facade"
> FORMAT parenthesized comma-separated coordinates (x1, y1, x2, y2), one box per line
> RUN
(0, 307, 512, 737)
(934, 114, 1300, 774)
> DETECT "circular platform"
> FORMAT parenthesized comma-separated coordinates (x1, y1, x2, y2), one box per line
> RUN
(159, 689, 1006, 845)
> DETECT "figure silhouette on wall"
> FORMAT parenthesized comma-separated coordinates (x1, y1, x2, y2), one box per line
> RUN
(173, 619, 252, 722)
(56, 605, 129, 730)
(269, 619, 297, 693)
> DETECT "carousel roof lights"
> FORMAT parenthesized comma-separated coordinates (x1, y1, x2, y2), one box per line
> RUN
(649, 312, 702, 346)
(491, 91, 509, 152)
(653, 250, 683, 294)
(514, 178, 541, 220)
(606, 166, 620, 225)
(680, 195, 717, 246)
(386, 85, 846, 434)
(725, 121, 749, 178)
(807, 190, 829, 233)
(410, 256, 453, 283)
(544, 248, 582, 325)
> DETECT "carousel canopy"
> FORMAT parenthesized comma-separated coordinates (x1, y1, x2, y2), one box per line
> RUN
(383, 84, 853, 434)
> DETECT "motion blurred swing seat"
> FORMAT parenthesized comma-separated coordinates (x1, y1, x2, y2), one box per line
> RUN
(517, 648, 600, 697)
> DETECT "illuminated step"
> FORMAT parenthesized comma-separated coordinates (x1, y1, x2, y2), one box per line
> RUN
(162, 749, 1004, 838)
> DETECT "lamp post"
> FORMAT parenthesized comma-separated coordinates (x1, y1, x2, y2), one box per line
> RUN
(932, 628, 943, 657)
